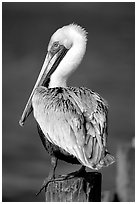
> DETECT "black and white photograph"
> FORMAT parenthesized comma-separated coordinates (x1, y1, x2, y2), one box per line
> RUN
(2, 2, 135, 202)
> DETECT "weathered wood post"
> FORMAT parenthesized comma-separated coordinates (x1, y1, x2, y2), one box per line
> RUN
(45, 172, 102, 202)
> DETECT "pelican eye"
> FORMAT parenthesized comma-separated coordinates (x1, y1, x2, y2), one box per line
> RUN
(53, 41, 60, 48)
(50, 41, 60, 55)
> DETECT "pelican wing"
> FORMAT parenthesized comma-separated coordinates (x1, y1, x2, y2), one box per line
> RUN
(68, 87, 115, 168)
(32, 86, 114, 169)
(69, 87, 108, 147)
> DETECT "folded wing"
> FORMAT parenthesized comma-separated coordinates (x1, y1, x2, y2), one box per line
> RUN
(32, 86, 115, 169)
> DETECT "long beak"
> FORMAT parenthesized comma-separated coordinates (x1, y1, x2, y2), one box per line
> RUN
(19, 46, 68, 127)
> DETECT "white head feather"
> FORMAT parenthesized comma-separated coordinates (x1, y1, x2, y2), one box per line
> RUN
(48, 24, 88, 88)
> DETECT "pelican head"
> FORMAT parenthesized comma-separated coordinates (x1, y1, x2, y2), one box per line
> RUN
(19, 23, 87, 126)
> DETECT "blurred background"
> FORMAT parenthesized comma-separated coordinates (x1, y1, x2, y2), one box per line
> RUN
(2, 2, 135, 202)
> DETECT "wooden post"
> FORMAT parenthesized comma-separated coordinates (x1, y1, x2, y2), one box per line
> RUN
(45, 172, 102, 202)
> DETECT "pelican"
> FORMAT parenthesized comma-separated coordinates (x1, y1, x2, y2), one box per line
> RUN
(19, 24, 115, 194)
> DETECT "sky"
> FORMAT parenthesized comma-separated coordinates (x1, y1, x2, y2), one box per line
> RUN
(2, 2, 134, 202)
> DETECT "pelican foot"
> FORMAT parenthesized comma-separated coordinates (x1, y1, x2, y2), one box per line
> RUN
(36, 167, 86, 196)
(36, 175, 73, 196)
(36, 177, 55, 196)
